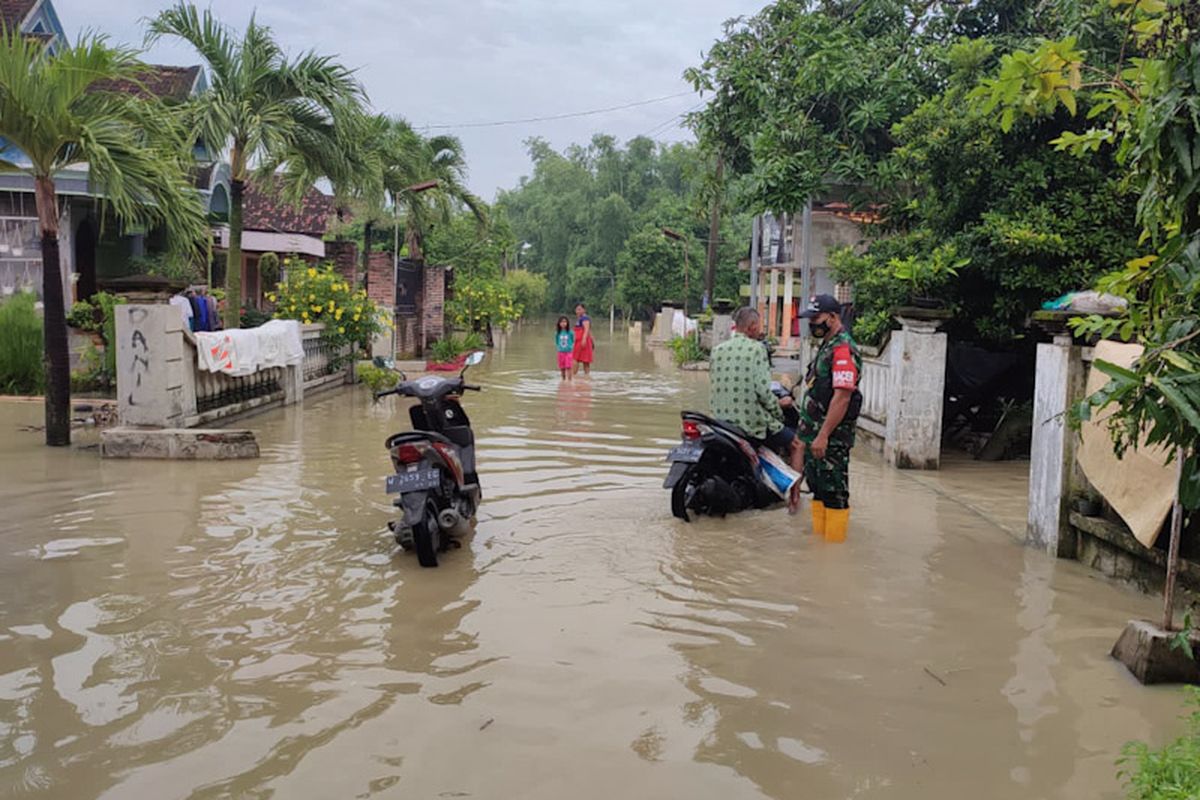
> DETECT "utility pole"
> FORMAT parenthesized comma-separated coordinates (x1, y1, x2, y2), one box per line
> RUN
(704, 153, 724, 308)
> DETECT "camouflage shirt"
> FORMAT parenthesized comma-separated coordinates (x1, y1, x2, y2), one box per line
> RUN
(799, 330, 862, 442)
(709, 333, 784, 439)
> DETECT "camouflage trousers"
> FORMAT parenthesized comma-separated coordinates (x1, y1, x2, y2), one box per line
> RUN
(803, 437, 853, 510)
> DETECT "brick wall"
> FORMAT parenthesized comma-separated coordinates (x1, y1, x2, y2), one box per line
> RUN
(325, 240, 359, 285)
(366, 252, 394, 309)
(422, 265, 446, 346)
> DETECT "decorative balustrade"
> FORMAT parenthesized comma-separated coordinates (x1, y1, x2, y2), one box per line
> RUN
(194, 366, 284, 413)
(858, 342, 891, 439)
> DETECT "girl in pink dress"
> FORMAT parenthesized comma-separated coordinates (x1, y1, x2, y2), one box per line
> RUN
(555, 316, 575, 380)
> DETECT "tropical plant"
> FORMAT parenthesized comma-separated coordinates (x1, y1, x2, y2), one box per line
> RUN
(0, 29, 208, 444)
(386, 119, 487, 263)
(147, 2, 367, 327)
(1118, 688, 1200, 800)
(0, 292, 43, 395)
(271, 259, 388, 353)
(427, 335, 476, 365)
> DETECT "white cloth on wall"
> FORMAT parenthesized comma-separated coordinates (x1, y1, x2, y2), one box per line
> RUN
(169, 294, 193, 326)
(194, 319, 304, 377)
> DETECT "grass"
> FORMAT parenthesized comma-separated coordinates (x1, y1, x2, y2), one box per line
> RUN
(0, 292, 44, 395)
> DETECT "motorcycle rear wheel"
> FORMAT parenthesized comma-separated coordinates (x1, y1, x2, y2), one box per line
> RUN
(414, 500, 442, 567)
(670, 465, 698, 522)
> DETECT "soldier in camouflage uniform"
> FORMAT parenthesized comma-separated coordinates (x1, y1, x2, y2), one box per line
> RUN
(796, 295, 862, 542)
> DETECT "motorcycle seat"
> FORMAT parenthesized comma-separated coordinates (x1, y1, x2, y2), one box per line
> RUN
(681, 411, 753, 442)
(386, 430, 454, 450)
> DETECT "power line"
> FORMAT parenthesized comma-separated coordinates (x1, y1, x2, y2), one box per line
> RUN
(638, 100, 706, 140)
(417, 91, 695, 130)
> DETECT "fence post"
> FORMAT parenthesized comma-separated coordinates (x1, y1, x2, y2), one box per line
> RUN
(1027, 325, 1086, 556)
(885, 311, 949, 470)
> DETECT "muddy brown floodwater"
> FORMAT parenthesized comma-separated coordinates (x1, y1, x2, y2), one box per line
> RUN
(0, 322, 1190, 799)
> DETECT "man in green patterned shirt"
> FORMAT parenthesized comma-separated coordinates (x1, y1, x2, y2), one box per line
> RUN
(709, 307, 804, 511)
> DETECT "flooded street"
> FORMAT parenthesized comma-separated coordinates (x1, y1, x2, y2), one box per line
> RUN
(0, 322, 1188, 799)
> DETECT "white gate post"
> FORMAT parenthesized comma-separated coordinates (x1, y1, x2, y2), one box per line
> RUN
(1027, 328, 1086, 556)
(885, 313, 949, 470)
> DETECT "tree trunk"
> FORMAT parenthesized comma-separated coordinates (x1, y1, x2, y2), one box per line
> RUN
(406, 231, 423, 264)
(34, 175, 70, 447)
(704, 153, 724, 305)
(225, 178, 245, 328)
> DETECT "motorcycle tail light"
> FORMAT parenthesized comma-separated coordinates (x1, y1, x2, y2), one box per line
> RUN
(393, 444, 423, 464)
(682, 420, 703, 440)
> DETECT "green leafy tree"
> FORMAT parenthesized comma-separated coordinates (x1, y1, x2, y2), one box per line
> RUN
(0, 29, 208, 445)
(147, 2, 366, 327)
(972, 0, 1200, 511)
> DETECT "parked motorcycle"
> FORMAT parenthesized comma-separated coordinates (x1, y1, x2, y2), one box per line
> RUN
(665, 382, 800, 521)
(374, 351, 486, 567)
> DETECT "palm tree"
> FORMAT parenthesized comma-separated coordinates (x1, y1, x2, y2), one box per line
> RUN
(383, 120, 486, 263)
(0, 30, 208, 446)
(146, 3, 366, 327)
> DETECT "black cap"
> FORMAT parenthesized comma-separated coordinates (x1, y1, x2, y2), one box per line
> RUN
(798, 294, 841, 318)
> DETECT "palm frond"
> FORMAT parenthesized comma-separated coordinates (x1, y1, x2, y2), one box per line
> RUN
(144, 3, 237, 85)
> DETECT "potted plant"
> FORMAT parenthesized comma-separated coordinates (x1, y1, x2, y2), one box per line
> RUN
(890, 244, 968, 309)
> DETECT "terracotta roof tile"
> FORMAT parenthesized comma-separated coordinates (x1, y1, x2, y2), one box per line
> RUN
(93, 65, 201, 102)
(0, 0, 37, 29)
(242, 178, 334, 236)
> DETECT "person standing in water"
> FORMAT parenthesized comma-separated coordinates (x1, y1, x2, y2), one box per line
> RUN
(555, 316, 575, 380)
(572, 303, 594, 376)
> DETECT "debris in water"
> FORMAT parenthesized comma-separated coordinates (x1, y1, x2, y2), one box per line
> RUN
(923, 667, 948, 687)
(479, 718, 494, 731)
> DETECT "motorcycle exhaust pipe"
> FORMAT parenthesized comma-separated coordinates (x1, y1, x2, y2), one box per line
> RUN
(437, 508, 462, 531)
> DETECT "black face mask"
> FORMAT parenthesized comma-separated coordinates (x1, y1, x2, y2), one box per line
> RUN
(809, 320, 830, 339)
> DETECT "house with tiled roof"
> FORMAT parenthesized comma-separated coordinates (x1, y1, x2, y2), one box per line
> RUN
(216, 177, 339, 309)
(0, 0, 228, 306)
(1, 0, 63, 53)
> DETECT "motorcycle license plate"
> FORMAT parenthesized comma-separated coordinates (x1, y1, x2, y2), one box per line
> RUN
(666, 442, 703, 463)
(386, 469, 440, 494)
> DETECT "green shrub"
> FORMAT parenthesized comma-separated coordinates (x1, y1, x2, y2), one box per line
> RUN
(428, 334, 485, 365)
(240, 306, 272, 329)
(67, 299, 101, 331)
(1119, 688, 1200, 799)
(0, 292, 44, 395)
(91, 292, 124, 378)
(358, 363, 398, 394)
(669, 335, 707, 366)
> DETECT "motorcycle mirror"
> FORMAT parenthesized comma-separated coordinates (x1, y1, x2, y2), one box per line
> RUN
(464, 351, 486, 367)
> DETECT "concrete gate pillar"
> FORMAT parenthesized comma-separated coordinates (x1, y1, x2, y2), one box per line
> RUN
(885, 313, 948, 470)
(1027, 330, 1087, 556)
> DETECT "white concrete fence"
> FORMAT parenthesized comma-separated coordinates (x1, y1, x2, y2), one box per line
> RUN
(853, 314, 949, 470)
(115, 304, 351, 429)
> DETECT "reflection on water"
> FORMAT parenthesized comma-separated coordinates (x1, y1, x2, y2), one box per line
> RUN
(0, 321, 1188, 799)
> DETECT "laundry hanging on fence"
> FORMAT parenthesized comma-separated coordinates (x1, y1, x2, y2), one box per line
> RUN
(194, 319, 305, 377)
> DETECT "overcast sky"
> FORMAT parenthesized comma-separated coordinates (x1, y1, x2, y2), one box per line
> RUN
(55, 0, 765, 201)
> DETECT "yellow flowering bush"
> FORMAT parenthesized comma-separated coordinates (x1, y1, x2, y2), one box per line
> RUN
(448, 275, 522, 331)
(271, 257, 390, 353)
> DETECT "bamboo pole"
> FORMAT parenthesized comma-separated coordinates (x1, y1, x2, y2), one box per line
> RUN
(1162, 453, 1185, 632)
